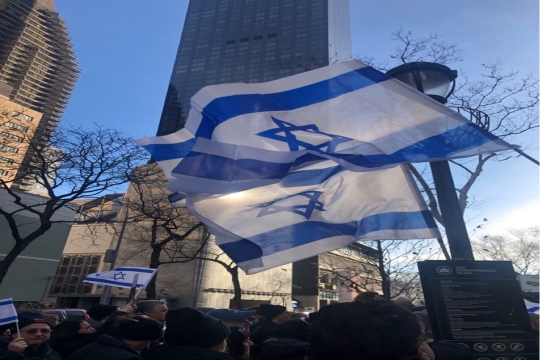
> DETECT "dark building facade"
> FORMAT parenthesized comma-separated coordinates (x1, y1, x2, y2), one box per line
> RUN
(156, 0, 351, 136)
(0, 0, 78, 191)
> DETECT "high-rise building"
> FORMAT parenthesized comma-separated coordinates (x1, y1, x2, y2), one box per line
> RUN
(156, 0, 351, 136)
(0, 0, 78, 192)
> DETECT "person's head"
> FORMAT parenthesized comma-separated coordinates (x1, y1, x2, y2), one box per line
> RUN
(42, 314, 59, 327)
(259, 304, 290, 324)
(290, 313, 308, 321)
(310, 301, 434, 360)
(207, 309, 256, 328)
(101, 311, 139, 336)
(227, 325, 252, 360)
(354, 291, 381, 301)
(12, 313, 52, 349)
(529, 313, 539, 331)
(115, 315, 163, 350)
(136, 300, 168, 323)
(245, 307, 262, 323)
(164, 307, 231, 352)
(87, 304, 118, 323)
(394, 296, 413, 308)
(48, 320, 95, 348)
(273, 319, 311, 342)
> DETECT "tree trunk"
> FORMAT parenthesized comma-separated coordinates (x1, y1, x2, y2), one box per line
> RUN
(230, 266, 243, 310)
(145, 247, 161, 300)
(376, 241, 391, 300)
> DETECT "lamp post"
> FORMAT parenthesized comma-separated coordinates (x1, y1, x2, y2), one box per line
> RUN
(387, 62, 475, 260)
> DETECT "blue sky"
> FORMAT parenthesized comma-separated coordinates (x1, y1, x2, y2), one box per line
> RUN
(55, 0, 538, 237)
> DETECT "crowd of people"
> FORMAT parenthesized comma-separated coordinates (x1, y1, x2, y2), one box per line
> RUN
(0, 293, 533, 360)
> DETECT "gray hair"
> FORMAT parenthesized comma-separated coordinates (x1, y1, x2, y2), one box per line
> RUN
(136, 300, 165, 314)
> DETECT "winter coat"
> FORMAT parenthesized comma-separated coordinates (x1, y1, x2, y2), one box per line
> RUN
(65, 334, 142, 360)
(0, 336, 61, 360)
(250, 321, 278, 359)
(49, 333, 96, 359)
(258, 338, 312, 360)
(142, 344, 232, 360)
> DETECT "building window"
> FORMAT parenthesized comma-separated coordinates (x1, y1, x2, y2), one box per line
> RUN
(50, 255, 101, 295)
(254, 35, 263, 40)
(2, 132, 23, 142)
(0, 144, 19, 153)
(0, 169, 8, 176)
(268, 33, 277, 38)
(240, 37, 249, 42)
(11, 111, 33, 122)
(226, 40, 236, 44)
(6, 122, 28, 132)
(319, 291, 339, 301)
(0, 156, 13, 164)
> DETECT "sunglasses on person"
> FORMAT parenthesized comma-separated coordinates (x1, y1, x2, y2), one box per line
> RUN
(21, 329, 51, 335)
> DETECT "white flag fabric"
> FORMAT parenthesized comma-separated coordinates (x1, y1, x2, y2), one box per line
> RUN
(83, 267, 157, 289)
(136, 60, 514, 195)
(178, 162, 440, 274)
(135, 60, 514, 274)
(0, 298, 18, 326)
(525, 299, 539, 314)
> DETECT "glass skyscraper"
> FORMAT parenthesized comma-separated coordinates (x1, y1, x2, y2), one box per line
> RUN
(156, 0, 351, 136)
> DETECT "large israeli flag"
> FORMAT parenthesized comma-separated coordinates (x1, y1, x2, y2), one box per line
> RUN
(180, 162, 440, 274)
(136, 60, 513, 195)
(135, 60, 513, 273)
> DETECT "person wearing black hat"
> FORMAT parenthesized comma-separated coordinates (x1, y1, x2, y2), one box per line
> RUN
(66, 315, 162, 360)
(142, 307, 233, 360)
(0, 312, 61, 360)
(226, 326, 252, 360)
(250, 304, 289, 359)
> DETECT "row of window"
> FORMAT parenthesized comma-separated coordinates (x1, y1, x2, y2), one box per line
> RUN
(0, 143, 19, 153)
(0, 169, 8, 176)
(6, 122, 28, 132)
(227, 33, 277, 45)
(11, 111, 33, 122)
(0, 156, 13, 164)
(2, 132, 23, 142)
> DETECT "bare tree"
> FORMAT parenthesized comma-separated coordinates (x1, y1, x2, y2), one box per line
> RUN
(320, 240, 438, 301)
(108, 164, 210, 299)
(473, 226, 539, 274)
(0, 121, 149, 285)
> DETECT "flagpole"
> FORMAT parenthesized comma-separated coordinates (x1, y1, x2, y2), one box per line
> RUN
(100, 198, 130, 304)
(15, 322, 20, 338)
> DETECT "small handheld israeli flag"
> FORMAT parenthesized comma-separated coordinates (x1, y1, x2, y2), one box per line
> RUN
(83, 267, 157, 289)
(0, 298, 18, 326)
(525, 299, 539, 314)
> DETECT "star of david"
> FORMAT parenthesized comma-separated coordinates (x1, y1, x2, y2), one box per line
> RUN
(257, 191, 325, 220)
(256, 117, 352, 153)
(112, 272, 127, 281)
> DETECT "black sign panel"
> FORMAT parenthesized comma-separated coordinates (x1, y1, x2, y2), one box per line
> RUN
(418, 260, 538, 360)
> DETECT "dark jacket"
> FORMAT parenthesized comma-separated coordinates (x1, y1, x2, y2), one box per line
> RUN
(258, 338, 312, 360)
(250, 320, 278, 359)
(65, 334, 141, 360)
(142, 344, 232, 360)
(0, 336, 61, 360)
(49, 333, 96, 359)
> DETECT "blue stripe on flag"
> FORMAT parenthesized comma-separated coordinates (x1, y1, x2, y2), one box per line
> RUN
(168, 123, 499, 182)
(0, 300, 14, 306)
(528, 306, 539, 313)
(173, 151, 291, 181)
(196, 67, 390, 139)
(142, 138, 196, 162)
(0, 316, 18, 323)
(86, 278, 144, 288)
(114, 267, 156, 274)
(219, 210, 436, 264)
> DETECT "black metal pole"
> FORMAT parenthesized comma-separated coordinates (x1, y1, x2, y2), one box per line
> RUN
(429, 161, 474, 259)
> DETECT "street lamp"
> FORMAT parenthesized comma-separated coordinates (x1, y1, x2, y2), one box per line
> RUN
(387, 62, 474, 260)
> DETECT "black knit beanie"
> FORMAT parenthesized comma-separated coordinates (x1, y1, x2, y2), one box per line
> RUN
(164, 307, 231, 348)
(12, 313, 51, 332)
(115, 317, 163, 341)
(259, 304, 286, 320)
